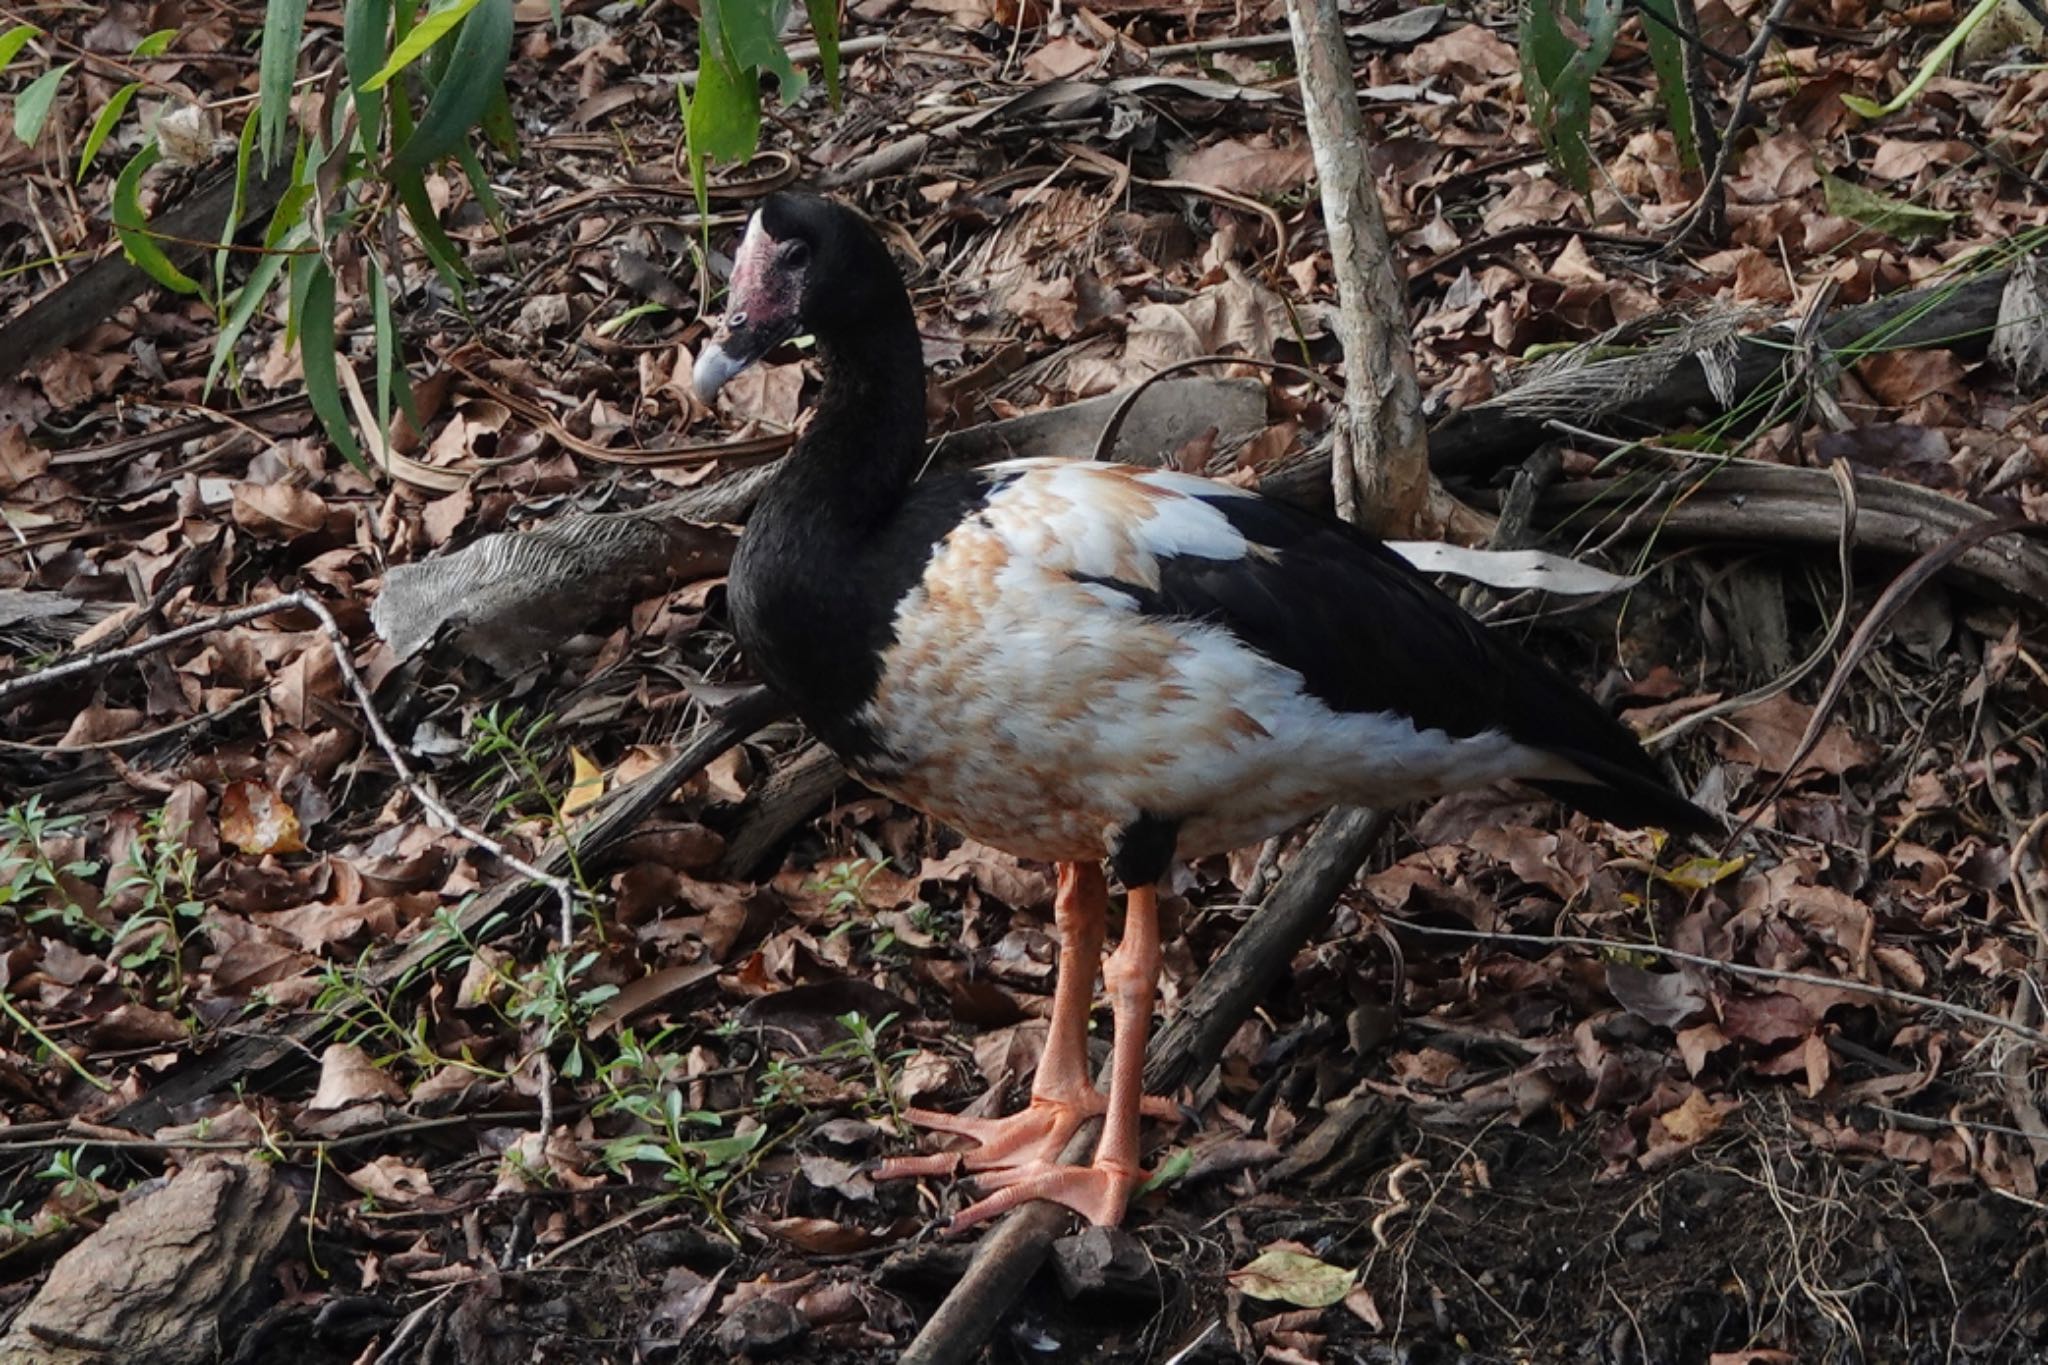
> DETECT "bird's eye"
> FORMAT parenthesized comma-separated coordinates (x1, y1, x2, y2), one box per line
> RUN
(784, 240, 811, 268)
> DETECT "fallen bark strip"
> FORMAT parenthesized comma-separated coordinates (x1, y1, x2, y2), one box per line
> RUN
(0, 155, 297, 380)
(110, 687, 786, 1134)
(1523, 463, 2048, 604)
(897, 807, 1390, 1365)
(1427, 269, 2015, 482)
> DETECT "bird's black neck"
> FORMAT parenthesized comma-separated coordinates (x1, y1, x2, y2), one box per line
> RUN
(751, 302, 927, 540)
(728, 279, 940, 760)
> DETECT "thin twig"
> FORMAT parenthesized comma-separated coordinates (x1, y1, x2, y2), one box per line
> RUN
(1392, 923, 2048, 1052)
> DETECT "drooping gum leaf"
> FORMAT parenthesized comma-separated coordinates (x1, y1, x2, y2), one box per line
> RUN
(77, 81, 141, 179)
(389, 0, 512, 175)
(804, 0, 840, 105)
(361, 0, 484, 91)
(296, 260, 370, 475)
(344, 0, 393, 152)
(257, 0, 310, 168)
(205, 236, 291, 396)
(13, 62, 73, 145)
(1821, 172, 1957, 240)
(0, 24, 42, 76)
(112, 143, 204, 295)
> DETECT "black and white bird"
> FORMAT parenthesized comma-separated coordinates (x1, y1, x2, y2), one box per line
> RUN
(693, 193, 1713, 1231)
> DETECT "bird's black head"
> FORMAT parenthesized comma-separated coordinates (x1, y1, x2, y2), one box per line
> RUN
(692, 193, 901, 402)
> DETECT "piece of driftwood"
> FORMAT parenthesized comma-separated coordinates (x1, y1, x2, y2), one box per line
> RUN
(1523, 463, 2048, 604)
(0, 157, 296, 381)
(372, 378, 1268, 668)
(896, 807, 1390, 1365)
(0, 1156, 298, 1365)
(110, 687, 787, 1134)
(1427, 269, 2015, 481)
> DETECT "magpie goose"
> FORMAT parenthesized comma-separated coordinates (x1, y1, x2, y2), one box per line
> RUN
(693, 192, 1713, 1230)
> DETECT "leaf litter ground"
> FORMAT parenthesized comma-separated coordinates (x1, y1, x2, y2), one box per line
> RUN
(2, 0, 2048, 1360)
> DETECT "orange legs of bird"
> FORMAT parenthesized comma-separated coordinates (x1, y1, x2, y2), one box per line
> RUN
(874, 867, 1169, 1230)
(874, 863, 1109, 1178)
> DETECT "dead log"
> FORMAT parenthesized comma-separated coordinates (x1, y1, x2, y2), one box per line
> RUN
(1427, 270, 2015, 483)
(0, 157, 296, 381)
(0, 1156, 298, 1365)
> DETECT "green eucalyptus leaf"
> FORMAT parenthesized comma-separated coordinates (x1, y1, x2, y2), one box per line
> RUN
(361, 0, 484, 91)
(133, 28, 179, 58)
(296, 260, 370, 475)
(804, 0, 840, 105)
(112, 143, 203, 295)
(390, 0, 511, 175)
(204, 237, 291, 396)
(257, 0, 309, 168)
(1843, 0, 2005, 120)
(1821, 172, 1957, 241)
(77, 81, 141, 179)
(0, 24, 42, 76)
(344, 0, 393, 152)
(13, 62, 73, 145)
(1635, 0, 1696, 169)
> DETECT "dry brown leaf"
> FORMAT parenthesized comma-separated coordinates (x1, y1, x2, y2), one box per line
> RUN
(919, 840, 1052, 909)
(230, 482, 329, 540)
(1170, 138, 1315, 198)
(345, 1154, 436, 1205)
(760, 1216, 878, 1254)
(308, 1043, 406, 1110)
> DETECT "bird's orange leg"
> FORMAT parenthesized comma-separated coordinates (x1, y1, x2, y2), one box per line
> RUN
(942, 883, 1162, 1230)
(874, 865, 1174, 1183)
(874, 862, 1103, 1179)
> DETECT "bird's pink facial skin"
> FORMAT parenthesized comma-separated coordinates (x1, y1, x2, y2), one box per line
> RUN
(693, 212, 807, 402)
(725, 214, 801, 328)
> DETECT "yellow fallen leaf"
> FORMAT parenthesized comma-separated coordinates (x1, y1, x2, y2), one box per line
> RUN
(562, 747, 605, 816)
(1228, 1244, 1356, 1308)
(1658, 1089, 1728, 1144)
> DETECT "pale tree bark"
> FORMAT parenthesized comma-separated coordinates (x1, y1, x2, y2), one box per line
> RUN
(1284, 0, 1463, 540)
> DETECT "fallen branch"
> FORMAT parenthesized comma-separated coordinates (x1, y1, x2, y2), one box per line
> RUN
(1428, 268, 2017, 482)
(897, 807, 1389, 1365)
(1522, 462, 2048, 604)
(0, 156, 296, 380)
